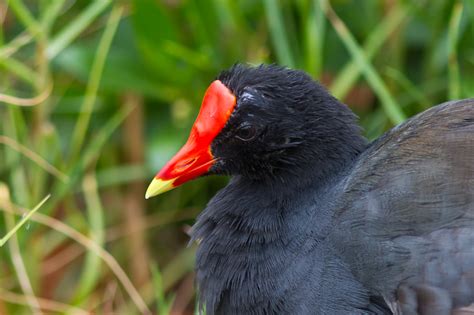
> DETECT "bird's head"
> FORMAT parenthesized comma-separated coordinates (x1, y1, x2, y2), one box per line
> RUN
(146, 64, 366, 198)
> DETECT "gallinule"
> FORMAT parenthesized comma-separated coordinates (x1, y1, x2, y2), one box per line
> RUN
(146, 64, 474, 315)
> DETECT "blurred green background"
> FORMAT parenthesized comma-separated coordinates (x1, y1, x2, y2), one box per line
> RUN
(0, 0, 472, 314)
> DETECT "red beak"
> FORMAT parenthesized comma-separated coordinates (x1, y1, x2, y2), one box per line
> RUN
(146, 80, 236, 198)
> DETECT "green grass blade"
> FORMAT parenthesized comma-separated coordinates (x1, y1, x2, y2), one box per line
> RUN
(385, 67, 431, 109)
(94, 165, 147, 190)
(44, 103, 134, 216)
(151, 264, 174, 315)
(162, 40, 212, 70)
(2, 189, 44, 314)
(321, 0, 405, 125)
(330, 3, 409, 99)
(263, 0, 295, 67)
(0, 56, 36, 85)
(0, 33, 32, 59)
(70, 173, 105, 305)
(5, 107, 30, 205)
(40, 0, 67, 33)
(8, 0, 42, 38)
(313, 0, 325, 77)
(0, 193, 51, 247)
(3, 199, 150, 314)
(47, 0, 112, 59)
(69, 5, 123, 161)
(301, 0, 326, 78)
(447, 2, 464, 100)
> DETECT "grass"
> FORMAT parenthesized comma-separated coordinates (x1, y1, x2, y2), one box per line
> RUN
(263, 0, 296, 68)
(68, 4, 123, 161)
(0, 0, 472, 314)
(448, 2, 464, 100)
(329, 2, 409, 99)
(321, 0, 406, 124)
(0, 191, 50, 247)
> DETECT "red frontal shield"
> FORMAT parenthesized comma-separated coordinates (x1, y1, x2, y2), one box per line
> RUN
(146, 80, 236, 198)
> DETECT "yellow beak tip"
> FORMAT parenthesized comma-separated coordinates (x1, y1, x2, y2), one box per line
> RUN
(145, 178, 175, 199)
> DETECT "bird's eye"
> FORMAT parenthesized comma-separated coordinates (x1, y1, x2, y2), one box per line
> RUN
(236, 125, 257, 141)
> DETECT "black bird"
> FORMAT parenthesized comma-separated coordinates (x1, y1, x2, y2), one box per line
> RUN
(146, 64, 474, 315)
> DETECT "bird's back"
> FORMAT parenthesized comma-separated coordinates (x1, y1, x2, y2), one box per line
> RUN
(336, 99, 474, 314)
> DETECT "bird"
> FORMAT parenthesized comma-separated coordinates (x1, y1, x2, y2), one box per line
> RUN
(145, 64, 474, 315)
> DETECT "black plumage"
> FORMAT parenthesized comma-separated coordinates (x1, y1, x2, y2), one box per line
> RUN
(189, 64, 474, 314)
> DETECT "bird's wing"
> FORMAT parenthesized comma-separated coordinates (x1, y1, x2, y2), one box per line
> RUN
(453, 305, 474, 315)
(337, 99, 474, 312)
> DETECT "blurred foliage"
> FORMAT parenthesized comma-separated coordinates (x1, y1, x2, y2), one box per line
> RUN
(0, 0, 472, 314)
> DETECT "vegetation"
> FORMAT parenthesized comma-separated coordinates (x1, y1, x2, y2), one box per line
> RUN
(0, 0, 472, 314)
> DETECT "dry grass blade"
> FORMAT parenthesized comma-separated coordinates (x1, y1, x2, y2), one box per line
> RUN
(42, 209, 197, 277)
(0, 83, 53, 106)
(0, 136, 68, 182)
(0, 200, 151, 315)
(0, 288, 89, 315)
(122, 92, 150, 287)
(0, 1, 9, 24)
(42, 244, 84, 276)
